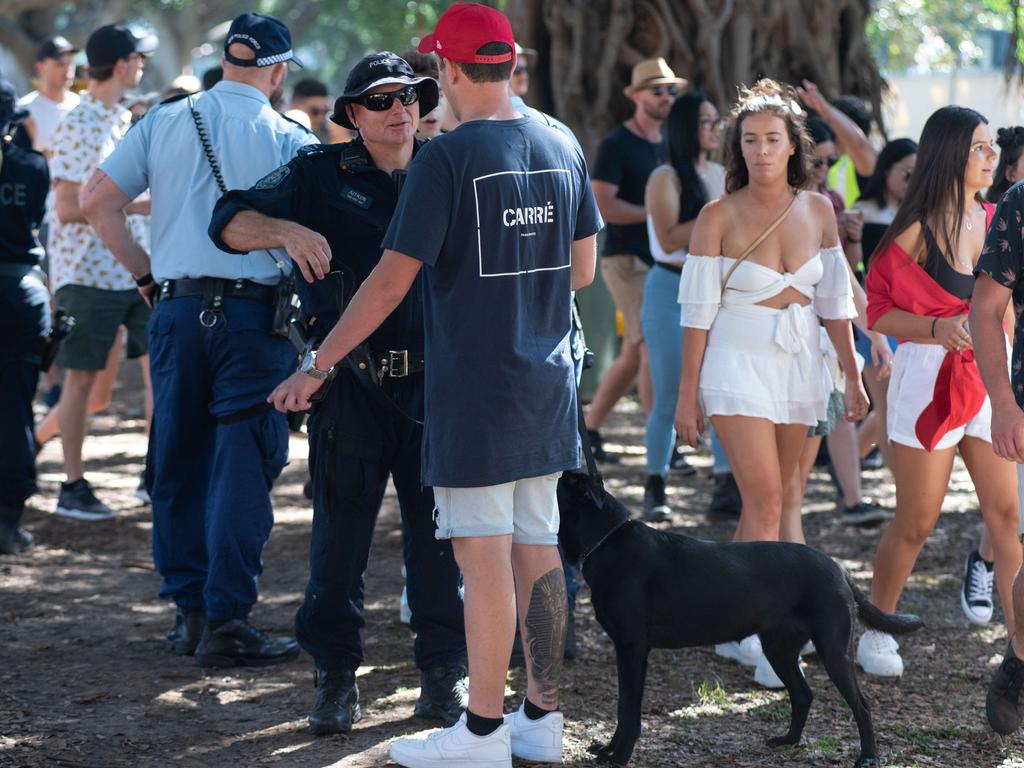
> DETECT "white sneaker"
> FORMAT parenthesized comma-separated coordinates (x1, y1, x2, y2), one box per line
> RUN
(753, 654, 805, 689)
(389, 714, 512, 768)
(856, 630, 903, 677)
(503, 702, 563, 763)
(715, 634, 762, 667)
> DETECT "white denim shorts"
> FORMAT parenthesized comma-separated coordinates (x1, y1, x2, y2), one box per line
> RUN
(886, 342, 992, 451)
(433, 472, 561, 545)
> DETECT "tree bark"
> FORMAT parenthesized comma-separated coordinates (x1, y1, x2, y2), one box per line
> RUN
(509, 0, 883, 159)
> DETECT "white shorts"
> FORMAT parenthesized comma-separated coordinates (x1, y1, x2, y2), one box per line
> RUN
(886, 342, 992, 450)
(433, 472, 561, 545)
(700, 303, 832, 426)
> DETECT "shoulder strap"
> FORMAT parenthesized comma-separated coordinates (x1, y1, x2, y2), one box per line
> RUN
(721, 193, 798, 291)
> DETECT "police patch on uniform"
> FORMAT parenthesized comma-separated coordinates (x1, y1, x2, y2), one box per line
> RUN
(255, 165, 290, 190)
(341, 185, 372, 209)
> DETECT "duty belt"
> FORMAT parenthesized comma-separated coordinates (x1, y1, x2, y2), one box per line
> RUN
(370, 349, 424, 378)
(157, 277, 277, 306)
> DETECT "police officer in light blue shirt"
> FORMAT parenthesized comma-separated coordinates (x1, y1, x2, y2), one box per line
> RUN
(81, 12, 316, 668)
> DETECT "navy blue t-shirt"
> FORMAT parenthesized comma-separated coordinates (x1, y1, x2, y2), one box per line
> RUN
(382, 116, 603, 487)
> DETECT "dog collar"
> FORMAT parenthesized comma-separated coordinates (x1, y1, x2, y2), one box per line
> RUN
(577, 517, 631, 569)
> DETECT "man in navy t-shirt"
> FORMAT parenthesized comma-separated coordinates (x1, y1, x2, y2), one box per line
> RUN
(267, 4, 601, 766)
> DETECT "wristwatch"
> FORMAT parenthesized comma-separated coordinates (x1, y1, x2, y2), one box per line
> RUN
(299, 349, 333, 380)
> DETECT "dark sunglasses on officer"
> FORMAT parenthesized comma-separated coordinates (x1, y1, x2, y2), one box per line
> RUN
(357, 85, 420, 111)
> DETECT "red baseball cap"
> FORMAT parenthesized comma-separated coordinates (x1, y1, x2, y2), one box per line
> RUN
(417, 2, 515, 65)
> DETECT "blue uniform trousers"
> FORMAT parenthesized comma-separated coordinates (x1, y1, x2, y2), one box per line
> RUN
(0, 272, 49, 507)
(295, 371, 466, 672)
(147, 296, 292, 621)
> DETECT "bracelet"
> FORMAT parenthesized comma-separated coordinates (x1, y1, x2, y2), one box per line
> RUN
(930, 317, 938, 338)
(134, 272, 154, 288)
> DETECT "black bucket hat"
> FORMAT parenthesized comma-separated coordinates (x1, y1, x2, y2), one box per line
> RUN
(331, 51, 439, 130)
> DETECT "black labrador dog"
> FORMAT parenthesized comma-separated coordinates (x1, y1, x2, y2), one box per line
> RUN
(557, 470, 922, 768)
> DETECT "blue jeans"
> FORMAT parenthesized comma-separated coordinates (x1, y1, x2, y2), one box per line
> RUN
(639, 264, 683, 476)
(0, 272, 49, 507)
(294, 371, 466, 672)
(147, 296, 292, 621)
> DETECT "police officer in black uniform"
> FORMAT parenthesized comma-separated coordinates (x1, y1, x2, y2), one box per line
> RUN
(0, 80, 51, 554)
(209, 52, 466, 734)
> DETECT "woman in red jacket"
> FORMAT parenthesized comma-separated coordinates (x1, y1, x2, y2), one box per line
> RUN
(861, 106, 1020, 678)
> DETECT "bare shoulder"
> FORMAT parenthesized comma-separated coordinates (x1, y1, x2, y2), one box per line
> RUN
(645, 165, 679, 195)
(689, 198, 726, 256)
(893, 221, 923, 253)
(801, 190, 837, 220)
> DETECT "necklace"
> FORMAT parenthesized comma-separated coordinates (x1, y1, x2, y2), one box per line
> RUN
(965, 201, 977, 231)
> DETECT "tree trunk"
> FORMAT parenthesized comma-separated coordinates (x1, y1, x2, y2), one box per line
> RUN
(508, 0, 883, 159)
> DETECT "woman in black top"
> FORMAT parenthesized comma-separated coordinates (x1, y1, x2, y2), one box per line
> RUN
(0, 80, 51, 554)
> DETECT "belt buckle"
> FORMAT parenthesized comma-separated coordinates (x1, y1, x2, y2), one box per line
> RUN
(388, 350, 409, 378)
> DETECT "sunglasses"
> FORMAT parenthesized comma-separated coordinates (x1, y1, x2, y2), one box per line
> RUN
(648, 85, 680, 97)
(699, 118, 724, 130)
(357, 85, 419, 111)
(811, 156, 839, 169)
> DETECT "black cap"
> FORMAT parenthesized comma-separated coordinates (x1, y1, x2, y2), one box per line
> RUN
(223, 13, 303, 69)
(36, 35, 79, 62)
(331, 51, 439, 130)
(85, 25, 158, 69)
(0, 80, 29, 129)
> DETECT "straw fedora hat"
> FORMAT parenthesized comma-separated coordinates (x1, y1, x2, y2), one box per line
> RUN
(623, 57, 687, 96)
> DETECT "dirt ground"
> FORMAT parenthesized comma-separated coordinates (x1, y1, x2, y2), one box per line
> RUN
(4, 363, 1024, 768)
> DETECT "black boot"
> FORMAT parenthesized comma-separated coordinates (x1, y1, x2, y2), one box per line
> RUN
(988, 640, 1024, 735)
(0, 503, 32, 555)
(414, 663, 468, 726)
(308, 669, 361, 734)
(165, 606, 206, 656)
(194, 619, 300, 668)
(587, 429, 620, 464)
(708, 473, 741, 518)
(643, 474, 671, 522)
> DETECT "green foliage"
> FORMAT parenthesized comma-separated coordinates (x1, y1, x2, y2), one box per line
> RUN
(868, 0, 1015, 73)
(692, 677, 728, 707)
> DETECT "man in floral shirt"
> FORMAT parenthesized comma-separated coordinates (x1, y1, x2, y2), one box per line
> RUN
(48, 24, 155, 520)
(972, 180, 1024, 736)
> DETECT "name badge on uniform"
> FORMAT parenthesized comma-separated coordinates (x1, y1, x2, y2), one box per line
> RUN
(341, 185, 372, 210)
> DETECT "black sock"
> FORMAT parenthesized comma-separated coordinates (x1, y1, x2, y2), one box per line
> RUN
(465, 709, 503, 736)
(980, 551, 995, 567)
(524, 697, 556, 720)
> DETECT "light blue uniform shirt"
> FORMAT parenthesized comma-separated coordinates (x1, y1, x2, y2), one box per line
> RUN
(101, 80, 315, 284)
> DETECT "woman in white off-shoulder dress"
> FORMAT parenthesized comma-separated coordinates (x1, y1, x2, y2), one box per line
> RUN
(674, 80, 869, 687)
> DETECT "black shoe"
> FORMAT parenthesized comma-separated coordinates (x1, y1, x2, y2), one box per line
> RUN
(0, 503, 32, 555)
(708, 473, 741, 518)
(861, 447, 885, 470)
(669, 446, 698, 475)
(415, 664, 468, 726)
(564, 613, 578, 661)
(841, 500, 893, 527)
(961, 549, 995, 626)
(165, 607, 206, 656)
(587, 429, 620, 464)
(55, 478, 116, 521)
(987, 641, 1024, 735)
(194, 619, 300, 668)
(308, 669, 361, 734)
(643, 475, 671, 522)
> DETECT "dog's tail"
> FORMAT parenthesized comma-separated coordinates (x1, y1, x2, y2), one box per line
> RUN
(845, 571, 924, 635)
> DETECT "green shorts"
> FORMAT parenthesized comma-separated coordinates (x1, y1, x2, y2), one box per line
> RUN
(55, 284, 150, 371)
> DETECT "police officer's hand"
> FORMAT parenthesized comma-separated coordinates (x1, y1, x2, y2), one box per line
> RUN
(283, 222, 332, 283)
(268, 370, 324, 412)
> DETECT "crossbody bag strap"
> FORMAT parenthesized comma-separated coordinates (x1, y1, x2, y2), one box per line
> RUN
(721, 193, 798, 291)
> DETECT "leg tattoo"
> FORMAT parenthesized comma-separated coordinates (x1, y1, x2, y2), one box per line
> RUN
(523, 567, 568, 708)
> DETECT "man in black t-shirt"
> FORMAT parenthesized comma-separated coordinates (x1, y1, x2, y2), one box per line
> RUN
(973, 181, 1024, 735)
(0, 80, 51, 554)
(586, 57, 681, 460)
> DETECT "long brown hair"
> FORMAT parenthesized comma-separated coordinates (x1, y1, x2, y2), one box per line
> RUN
(725, 79, 812, 194)
(871, 106, 987, 266)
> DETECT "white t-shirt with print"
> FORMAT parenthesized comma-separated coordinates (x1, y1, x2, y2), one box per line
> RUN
(48, 92, 145, 292)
